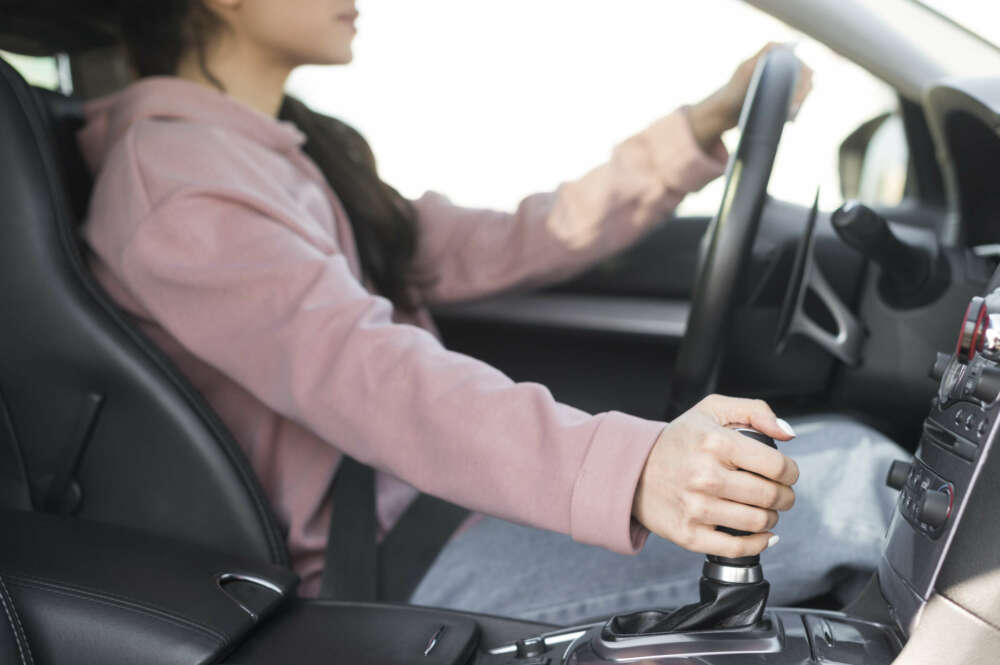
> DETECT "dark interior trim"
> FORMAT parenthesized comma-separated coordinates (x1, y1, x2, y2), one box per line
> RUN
(433, 293, 689, 341)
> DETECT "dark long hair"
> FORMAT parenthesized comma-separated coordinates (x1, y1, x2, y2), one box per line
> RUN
(117, 1, 424, 312)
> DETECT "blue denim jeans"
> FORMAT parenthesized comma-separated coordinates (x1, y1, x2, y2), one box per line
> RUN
(410, 416, 906, 625)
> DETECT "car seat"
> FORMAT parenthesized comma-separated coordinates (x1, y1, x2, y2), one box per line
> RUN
(0, 56, 289, 567)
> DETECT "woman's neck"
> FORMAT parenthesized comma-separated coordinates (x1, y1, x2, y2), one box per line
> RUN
(175, 37, 292, 118)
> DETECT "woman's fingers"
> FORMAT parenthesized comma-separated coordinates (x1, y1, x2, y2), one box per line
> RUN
(694, 496, 779, 534)
(694, 394, 796, 442)
(724, 430, 800, 486)
(718, 469, 796, 511)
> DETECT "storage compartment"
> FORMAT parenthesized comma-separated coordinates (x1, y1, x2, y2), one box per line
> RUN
(224, 601, 481, 665)
(0, 510, 298, 665)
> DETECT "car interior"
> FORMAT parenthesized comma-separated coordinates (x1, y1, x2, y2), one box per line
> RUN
(1, 0, 1000, 664)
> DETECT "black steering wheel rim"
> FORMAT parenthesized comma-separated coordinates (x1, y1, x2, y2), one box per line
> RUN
(666, 48, 800, 418)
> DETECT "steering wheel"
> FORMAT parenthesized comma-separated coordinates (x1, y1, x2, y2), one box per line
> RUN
(666, 48, 801, 418)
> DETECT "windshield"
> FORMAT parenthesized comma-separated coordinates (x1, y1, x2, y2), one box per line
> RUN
(919, 0, 1000, 49)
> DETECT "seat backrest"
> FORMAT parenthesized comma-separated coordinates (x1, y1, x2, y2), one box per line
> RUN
(0, 58, 289, 567)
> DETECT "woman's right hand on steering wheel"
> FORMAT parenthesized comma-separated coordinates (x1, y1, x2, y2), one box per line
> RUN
(686, 42, 814, 152)
(633, 395, 799, 558)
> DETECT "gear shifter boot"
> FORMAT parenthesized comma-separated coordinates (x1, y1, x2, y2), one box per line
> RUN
(607, 577, 770, 636)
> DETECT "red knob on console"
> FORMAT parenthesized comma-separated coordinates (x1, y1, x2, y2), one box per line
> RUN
(957, 297, 987, 362)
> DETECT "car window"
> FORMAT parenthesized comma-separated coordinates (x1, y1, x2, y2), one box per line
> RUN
(286, 0, 899, 216)
(0, 50, 63, 91)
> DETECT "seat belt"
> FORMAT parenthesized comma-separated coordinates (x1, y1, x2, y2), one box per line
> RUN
(377, 492, 469, 602)
(320, 456, 377, 601)
(0, 389, 32, 511)
(320, 456, 469, 602)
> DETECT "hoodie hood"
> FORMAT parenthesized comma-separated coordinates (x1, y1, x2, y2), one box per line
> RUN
(77, 76, 306, 174)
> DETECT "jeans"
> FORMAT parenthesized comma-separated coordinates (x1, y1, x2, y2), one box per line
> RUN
(410, 416, 906, 625)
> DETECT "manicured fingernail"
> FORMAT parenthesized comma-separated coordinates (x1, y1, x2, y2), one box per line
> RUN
(767, 535, 780, 549)
(776, 418, 796, 438)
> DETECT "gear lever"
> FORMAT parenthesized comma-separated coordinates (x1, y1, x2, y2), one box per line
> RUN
(607, 428, 777, 636)
(706, 427, 775, 578)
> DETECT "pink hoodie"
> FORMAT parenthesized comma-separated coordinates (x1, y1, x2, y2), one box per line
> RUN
(78, 76, 726, 596)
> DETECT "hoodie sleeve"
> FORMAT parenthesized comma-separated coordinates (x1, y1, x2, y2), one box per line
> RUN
(411, 108, 727, 305)
(116, 191, 666, 554)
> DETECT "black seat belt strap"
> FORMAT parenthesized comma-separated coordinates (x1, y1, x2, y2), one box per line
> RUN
(319, 456, 469, 602)
(320, 455, 377, 601)
(377, 493, 469, 602)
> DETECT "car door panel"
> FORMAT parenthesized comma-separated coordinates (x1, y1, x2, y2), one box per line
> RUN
(433, 202, 868, 418)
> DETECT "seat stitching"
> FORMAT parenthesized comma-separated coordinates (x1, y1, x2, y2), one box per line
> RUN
(5, 575, 227, 645)
(0, 577, 34, 665)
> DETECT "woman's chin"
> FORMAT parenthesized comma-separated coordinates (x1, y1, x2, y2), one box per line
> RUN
(293, 48, 354, 68)
(319, 44, 355, 66)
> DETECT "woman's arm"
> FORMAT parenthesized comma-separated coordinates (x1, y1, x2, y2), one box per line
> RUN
(412, 44, 813, 306)
(411, 109, 727, 305)
(115, 189, 801, 560)
(117, 191, 666, 554)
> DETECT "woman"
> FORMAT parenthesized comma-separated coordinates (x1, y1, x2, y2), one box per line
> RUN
(79, 0, 902, 621)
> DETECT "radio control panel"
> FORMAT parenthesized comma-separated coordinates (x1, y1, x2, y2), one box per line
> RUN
(880, 291, 1000, 633)
(895, 460, 953, 538)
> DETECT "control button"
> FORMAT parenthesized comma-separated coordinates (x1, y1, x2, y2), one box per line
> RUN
(919, 488, 953, 529)
(954, 408, 965, 425)
(978, 419, 988, 437)
(929, 352, 951, 381)
(973, 366, 1000, 403)
(940, 360, 968, 404)
(515, 637, 547, 659)
(965, 412, 976, 429)
(885, 461, 911, 491)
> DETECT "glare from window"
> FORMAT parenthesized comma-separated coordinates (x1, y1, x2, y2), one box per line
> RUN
(0, 50, 59, 90)
(918, 0, 1000, 49)
(288, 0, 896, 216)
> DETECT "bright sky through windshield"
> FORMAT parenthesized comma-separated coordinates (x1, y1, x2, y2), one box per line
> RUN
(920, 0, 1000, 48)
(289, 1, 899, 213)
(288, 1, 913, 214)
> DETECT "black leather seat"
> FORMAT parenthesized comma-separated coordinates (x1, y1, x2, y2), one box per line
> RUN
(0, 57, 289, 566)
(0, 575, 34, 665)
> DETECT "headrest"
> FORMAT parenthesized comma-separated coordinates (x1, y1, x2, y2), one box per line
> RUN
(0, 0, 119, 55)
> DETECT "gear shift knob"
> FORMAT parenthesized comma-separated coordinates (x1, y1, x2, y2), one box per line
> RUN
(705, 427, 777, 577)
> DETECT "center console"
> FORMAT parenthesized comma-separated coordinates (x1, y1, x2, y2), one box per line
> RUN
(469, 289, 1000, 664)
(878, 291, 1000, 636)
(218, 300, 999, 665)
